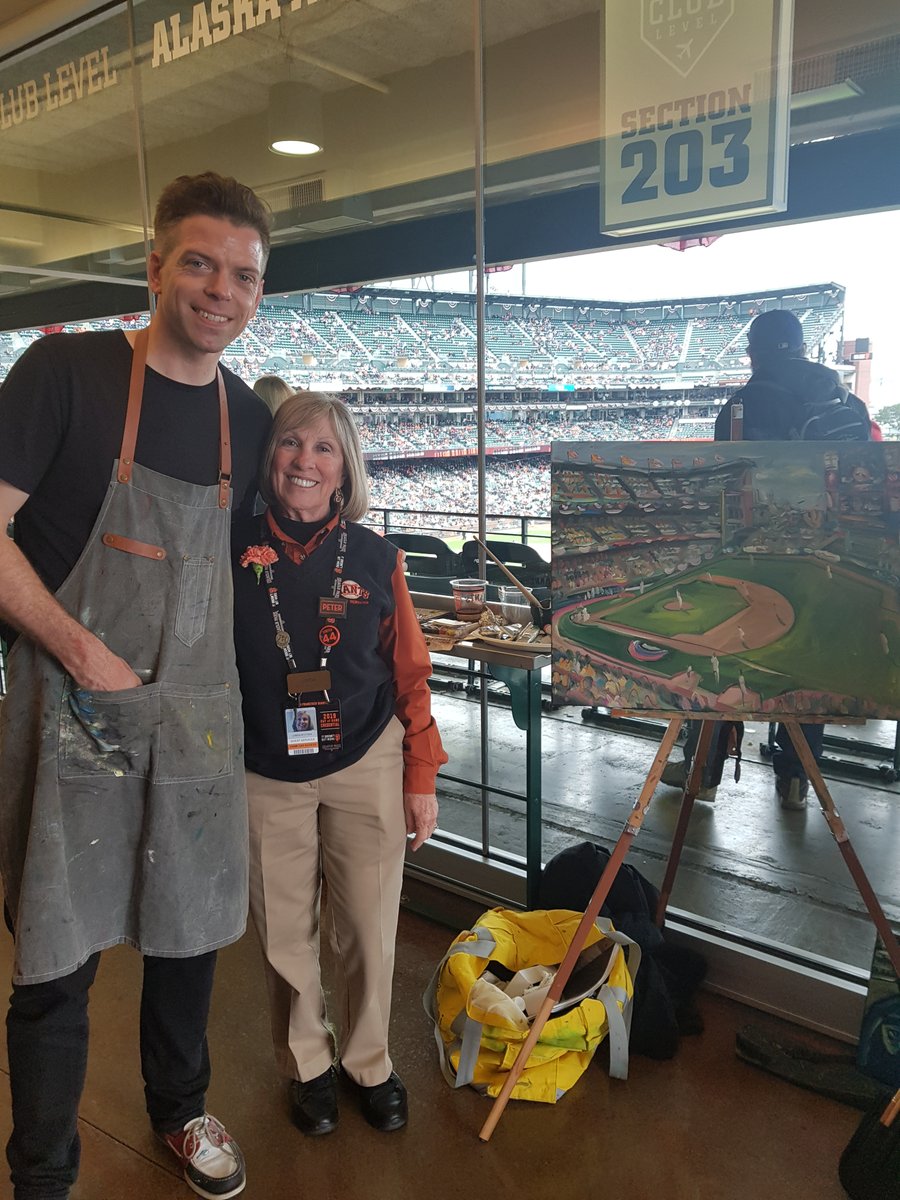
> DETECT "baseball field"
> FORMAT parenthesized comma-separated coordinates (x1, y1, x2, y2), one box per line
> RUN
(556, 554, 900, 709)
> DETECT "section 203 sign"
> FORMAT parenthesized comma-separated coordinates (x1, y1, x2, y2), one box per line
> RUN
(603, 0, 793, 235)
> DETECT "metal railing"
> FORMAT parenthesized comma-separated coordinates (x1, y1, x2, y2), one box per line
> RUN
(363, 506, 550, 554)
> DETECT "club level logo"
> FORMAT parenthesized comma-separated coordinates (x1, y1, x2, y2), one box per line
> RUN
(341, 580, 370, 602)
(641, 0, 734, 78)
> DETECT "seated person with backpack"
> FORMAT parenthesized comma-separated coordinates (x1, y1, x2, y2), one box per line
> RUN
(666, 309, 873, 810)
(715, 308, 872, 444)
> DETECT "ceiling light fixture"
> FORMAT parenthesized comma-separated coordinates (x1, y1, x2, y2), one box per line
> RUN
(790, 77, 863, 111)
(268, 82, 324, 156)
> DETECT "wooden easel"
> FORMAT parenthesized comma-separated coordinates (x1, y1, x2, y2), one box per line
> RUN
(654, 714, 900, 980)
(478, 712, 900, 1142)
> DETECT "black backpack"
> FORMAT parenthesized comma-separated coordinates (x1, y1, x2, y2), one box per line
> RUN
(796, 385, 871, 442)
(738, 378, 871, 442)
(538, 841, 708, 1060)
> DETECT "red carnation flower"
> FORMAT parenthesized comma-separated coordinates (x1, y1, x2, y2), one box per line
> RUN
(240, 543, 278, 583)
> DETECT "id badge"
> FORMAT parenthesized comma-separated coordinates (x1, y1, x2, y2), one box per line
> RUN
(285, 704, 320, 756)
(284, 699, 342, 756)
(313, 700, 342, 752)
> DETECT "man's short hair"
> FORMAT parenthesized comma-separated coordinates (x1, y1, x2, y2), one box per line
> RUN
(746, 309, 804, 356)
(153, 171, 272, 263)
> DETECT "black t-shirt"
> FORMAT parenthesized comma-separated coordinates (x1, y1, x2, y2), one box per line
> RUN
(0, 330, 271, 597)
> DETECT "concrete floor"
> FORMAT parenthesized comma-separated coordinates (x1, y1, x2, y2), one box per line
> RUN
(429, 684, 900, 973)
(0, 909, 866, 1200)
(0, 682, 894, 1198)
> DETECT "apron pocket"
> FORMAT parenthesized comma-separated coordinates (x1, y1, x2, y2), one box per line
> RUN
(156, 683, 233, 783)
(58, 682, 233, 783)
(175, 556, 215, 647)
(59, 682, 158, 780)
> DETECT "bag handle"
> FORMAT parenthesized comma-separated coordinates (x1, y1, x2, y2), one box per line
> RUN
(423, 925, 498, 1090)
(425, 917, 642, 1087)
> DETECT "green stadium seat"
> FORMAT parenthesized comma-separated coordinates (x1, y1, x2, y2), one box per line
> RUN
(388, 533, 459, 578)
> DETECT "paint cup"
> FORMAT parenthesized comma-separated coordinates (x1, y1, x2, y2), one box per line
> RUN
(498, 586, 521, 624)
(450, 578, 486, 618)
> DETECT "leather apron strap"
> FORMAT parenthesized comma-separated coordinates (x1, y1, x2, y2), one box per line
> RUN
(117, 327, 233, 509)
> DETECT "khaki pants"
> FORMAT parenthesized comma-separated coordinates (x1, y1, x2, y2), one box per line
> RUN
(247, 718, 407, 1087)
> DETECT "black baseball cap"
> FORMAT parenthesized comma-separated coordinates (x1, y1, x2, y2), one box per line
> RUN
(747, 309, 804, 353)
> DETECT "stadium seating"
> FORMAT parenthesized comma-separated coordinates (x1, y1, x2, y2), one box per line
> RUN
(0, 288, 852, 477)
(460, 538, 550, 590)
(387, 533, 458, 577)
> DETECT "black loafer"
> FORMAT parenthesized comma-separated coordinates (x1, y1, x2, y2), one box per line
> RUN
(290, 1066, 338, 1136)
(353, 1071, 408, 1132)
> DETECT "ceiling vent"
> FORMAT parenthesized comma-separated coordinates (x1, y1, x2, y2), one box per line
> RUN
(294, 197, 375, 232)
(259, 177, 325, 216)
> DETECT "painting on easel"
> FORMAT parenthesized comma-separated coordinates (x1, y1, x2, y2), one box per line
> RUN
(551, 441, 900, 719)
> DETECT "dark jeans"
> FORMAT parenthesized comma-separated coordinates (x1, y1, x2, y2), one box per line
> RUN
(681, 720, 825, 785)
(772, 721, 825, 782)
(680, 720, 721, 789)
(6, 949, 217, 1200)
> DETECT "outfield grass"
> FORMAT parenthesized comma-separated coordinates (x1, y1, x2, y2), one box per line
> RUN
(444, 525, 551, 559)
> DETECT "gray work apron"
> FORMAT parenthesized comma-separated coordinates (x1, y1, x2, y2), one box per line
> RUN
(0, 329, 248, 985)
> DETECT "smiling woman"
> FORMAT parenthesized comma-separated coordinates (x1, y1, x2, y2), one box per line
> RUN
(231, 389, 446, 1138)
(259, 392, 370, 525)
(271, 415, 346, 523)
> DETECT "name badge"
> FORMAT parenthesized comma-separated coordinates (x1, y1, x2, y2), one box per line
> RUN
(287, 670, 332, 696)
(318, 596, 348, 619)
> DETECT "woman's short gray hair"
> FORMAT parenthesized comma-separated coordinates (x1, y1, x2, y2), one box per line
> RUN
(259, 391, 370, 522)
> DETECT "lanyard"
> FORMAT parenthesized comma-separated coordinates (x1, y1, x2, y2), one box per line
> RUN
(263, 516, 348, 696)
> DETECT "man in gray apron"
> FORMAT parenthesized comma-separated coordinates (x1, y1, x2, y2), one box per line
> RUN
(0, 173, 272, 1200)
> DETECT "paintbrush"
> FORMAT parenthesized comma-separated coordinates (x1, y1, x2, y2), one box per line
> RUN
(471, 537, 541, 610)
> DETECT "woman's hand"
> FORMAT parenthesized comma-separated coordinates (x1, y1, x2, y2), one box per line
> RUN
(403, 792, 438, 851)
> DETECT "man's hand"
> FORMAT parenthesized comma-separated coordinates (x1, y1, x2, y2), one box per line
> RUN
(68, 638, 143, 692)
(403, 792, 438, 852)
(0, 481, 142, 692)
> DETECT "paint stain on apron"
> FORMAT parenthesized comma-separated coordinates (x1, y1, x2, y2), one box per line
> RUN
(0, 330, 247, 984)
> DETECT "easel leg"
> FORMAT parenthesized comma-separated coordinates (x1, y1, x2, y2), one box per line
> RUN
(784, 720, 900, 978)
(478, 716, 684, 1142)
(656, 719, 715, 926)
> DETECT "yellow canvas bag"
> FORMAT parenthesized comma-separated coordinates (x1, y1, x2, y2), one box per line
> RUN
(424, 907, 640, 1104)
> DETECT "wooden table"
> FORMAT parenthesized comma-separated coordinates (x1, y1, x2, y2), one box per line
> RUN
(412, 592, 550, 905)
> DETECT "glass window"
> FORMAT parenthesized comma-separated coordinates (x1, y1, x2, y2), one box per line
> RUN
(0, 5, 148, 321)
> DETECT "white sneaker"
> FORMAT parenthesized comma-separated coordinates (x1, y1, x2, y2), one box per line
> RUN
(777, 777, 808, 810)
(159, 1114, 246, 1199)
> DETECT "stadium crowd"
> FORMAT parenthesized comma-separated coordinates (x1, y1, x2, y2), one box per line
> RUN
(0, 286, 855, 536)
(365, 456, 551, 532)
(356, 413, 679, 454)
(0, 284, 845, 403)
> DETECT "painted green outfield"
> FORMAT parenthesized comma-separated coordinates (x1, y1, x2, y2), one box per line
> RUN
(559, 556, 900, 707)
